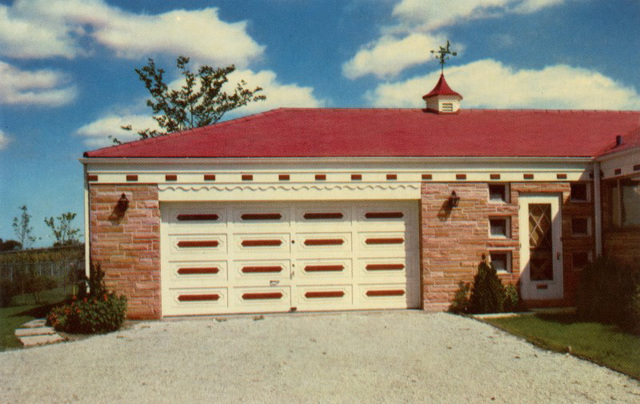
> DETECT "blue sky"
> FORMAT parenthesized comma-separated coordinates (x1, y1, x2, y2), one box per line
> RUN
(1, 0, 639, 246)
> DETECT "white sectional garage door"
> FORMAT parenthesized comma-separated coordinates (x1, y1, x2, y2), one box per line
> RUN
(160, 201, 420, 316)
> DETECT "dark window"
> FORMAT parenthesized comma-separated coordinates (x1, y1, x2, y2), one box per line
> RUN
(571, 217, 590, 235)
(489, 184, 508, 202)
(612, 178, 640, 227)
(489, 218, 510, 238)
(490, 251, 511, 272)
(572, 251, 591, 271)
(570, 183, 588, 202)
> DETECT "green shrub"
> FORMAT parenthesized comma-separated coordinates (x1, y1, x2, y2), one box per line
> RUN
(47, 293, 127, 334)
(503, 283, 520, 312)
(448, 281, 470, 314)
(0, 279, 19, 307)
(631, 283, 640, 334)
(468, 259, 506, 314)
(46, 262, 127, 334)
(576, 256, 638, 329)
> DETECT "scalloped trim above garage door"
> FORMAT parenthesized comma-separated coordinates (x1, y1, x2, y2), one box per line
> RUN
(160, 201, 420, 316)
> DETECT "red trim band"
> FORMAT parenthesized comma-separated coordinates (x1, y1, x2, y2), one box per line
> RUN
(178, 240, 219, 248)
(178, 294, 219, 302)
(242, 292, 283, 300)
(366, 290, 405, 297)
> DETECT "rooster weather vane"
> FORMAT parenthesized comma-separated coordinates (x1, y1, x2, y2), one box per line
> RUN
(431, 40, 457, 74)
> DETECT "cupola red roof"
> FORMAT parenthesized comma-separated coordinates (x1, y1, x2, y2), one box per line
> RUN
(422, 74, 462, 100)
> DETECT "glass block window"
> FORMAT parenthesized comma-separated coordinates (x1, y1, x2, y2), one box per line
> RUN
(570, 183, 589, 202)
(490, 251, 511, 273)
(571, 217, 590, 236)
(489, 184, 509, 203)
(489, 217, 510, 238)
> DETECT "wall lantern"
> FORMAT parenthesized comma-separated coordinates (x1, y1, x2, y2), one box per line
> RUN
(448, 191, 460, 208)
(116, 193, 129, 214)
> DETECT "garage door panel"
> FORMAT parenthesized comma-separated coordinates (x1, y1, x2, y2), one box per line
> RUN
(232, 206, 291, 230)
(356, 205, 414, 230)
(233, 233, 291, 255)
(357, 232, 409, 256)
(165, 288, 229, 316)
(294, 232, 351, 256)
(356, 258, 409, 283)
(231, 260, 291, 283)
(167, 261, 228, 286)
(297, 259, 353, 282)
(164, 205, 228, 233)
(295, 285, 354, 311)
(357, 284, 418, 309)
(294, 205, 352, 231)
(232, 287, 291, 312)
(168, 234, 227, 258)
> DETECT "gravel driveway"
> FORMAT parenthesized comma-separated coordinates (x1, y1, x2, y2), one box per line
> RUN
(1, 311, 639, 403)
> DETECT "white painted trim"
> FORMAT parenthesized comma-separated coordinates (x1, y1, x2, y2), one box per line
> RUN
(596, 145, 640, 163)
(599, 148, 640, 179)
(83, 165, 90, 279)
(81, 159, 594, 186)
(593, 162, 602, 257)
(158, 183, 421, 201)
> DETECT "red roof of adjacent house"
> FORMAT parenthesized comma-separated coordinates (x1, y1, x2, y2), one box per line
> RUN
(422, 74, 462, 99)
(84, 108, 640, 159)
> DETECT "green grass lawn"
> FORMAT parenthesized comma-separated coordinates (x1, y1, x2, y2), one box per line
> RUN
(0, 286, 72, 351)
(485, 312, 640, 380)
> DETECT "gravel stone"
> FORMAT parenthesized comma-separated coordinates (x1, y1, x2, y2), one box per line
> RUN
(1, 311, 638, 403)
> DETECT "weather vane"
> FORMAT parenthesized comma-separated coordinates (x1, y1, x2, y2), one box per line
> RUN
(430, 40, 457, 74)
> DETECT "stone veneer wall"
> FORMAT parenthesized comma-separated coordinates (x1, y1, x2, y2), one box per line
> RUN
(89, 184, 161, 319)
(421, 182, 592, 311)
(601, 179, 640, 267)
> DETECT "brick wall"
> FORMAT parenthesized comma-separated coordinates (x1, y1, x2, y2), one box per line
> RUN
(421, 182, 591, 311)
(601, 179, 640, 267)
(89, 184, 161, 319)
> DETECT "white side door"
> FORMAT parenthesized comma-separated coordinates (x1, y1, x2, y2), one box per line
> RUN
(518, 194, 564, 300)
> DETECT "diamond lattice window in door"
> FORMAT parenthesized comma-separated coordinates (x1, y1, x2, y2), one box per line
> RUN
(529, 203, 554, 281)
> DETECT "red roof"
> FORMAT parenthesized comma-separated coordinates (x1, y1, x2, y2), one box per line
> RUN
(84, 108, 640, 159)
(423, 74, 462, 99)
(599, 125, 640, 157)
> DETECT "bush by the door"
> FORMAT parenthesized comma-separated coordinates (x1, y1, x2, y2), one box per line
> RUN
(449, 256, 520, 314)
(576, 256, 639, 331)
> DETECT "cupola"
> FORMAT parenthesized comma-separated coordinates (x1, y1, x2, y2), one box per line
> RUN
(423, 73, 462, 114)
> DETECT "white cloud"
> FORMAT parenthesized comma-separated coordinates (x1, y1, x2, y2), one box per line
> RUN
(0, 4, 78, 59)
(0, 129, 12, 150)
(0, 0, 264, 66)
(227, 69, 325, 116)
(76, 113, 160, 148)
(392, 0, 565, 31)
(77, 69, 325, 147)
(343, 0, 567, 79)
(343, 33, 449, 79)
(0, 61, 77, 106)
(94, 9, 263, 67)
(366, 59, 640, 110)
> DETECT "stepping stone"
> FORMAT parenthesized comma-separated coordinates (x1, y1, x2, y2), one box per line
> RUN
(21, 319, 47, 328)
(15, 327, 57, 337)
(19, 334, 65, 347)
